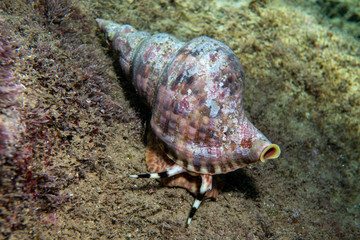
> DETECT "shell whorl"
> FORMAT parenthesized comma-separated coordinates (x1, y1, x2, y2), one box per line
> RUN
(97, 19, 281, 175)
(97, 19, 185, 106)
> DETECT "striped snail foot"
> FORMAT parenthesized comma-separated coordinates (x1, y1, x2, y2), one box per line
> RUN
(129, 130, 220, 226)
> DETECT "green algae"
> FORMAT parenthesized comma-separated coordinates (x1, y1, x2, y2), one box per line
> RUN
(1, 0, 359, 238)
(297, 0, 360, 39)
(95, 0, 360, 237)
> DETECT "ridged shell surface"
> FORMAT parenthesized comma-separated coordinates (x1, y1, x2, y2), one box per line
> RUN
(97, 19, 280, 175)
(150, 36, 262, 174)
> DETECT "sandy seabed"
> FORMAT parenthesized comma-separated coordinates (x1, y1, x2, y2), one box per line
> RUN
(1, 0, 359, 239)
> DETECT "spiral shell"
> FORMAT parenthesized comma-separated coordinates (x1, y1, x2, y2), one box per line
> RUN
(97, 19, 281, 226)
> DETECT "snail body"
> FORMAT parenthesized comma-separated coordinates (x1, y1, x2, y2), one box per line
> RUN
(97, 19, 281, 226)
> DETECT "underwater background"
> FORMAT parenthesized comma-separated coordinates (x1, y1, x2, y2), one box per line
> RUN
(0, 0, 359, 239)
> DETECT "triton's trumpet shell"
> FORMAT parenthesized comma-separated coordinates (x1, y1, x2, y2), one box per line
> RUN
(97, 18, 281, 226)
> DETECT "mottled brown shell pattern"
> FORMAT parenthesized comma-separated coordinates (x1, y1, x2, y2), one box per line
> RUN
(97, 18, 281, 226)
(97, 19, 280, 176)
(150, 36, 260, 175)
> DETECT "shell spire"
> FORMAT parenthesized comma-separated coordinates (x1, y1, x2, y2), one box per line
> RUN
(97, 18, 185, 107)
(97, 18, 281, 226)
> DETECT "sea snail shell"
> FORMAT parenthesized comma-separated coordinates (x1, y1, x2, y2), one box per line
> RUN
(97, 19, 281, 226)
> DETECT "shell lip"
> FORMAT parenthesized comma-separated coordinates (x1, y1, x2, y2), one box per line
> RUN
(259, 144, 281, 162)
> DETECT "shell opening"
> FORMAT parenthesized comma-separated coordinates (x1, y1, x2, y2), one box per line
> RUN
(260, 144, 281, 162)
